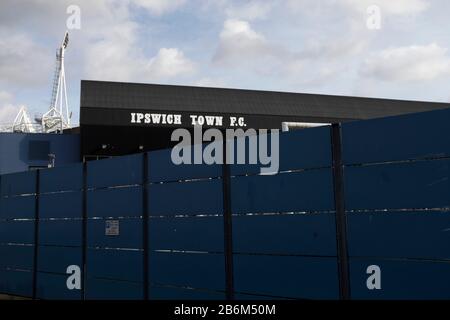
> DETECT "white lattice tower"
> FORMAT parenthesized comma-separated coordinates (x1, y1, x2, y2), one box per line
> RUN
(42, 31, 71, 133)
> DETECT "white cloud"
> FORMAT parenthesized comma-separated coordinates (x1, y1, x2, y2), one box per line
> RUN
(82, 3, 195, 82)
(341, 0, 429, 16)
(0, 91, 21, 125)
(287, 0, 429, 16)
(85, 33, 195, 81)
(194, 77, 227, 88)
(212, 16, 365, 85)
(0, 30, 52, 87)
(147, 48, 195, 78)
(221, 19, 266, 42)
(0, 91, 13, 102)
(361, 43, 450, 82)
(213, 19, 273, 64)
(0, 104, 20, 125)
(0, 0, 448, 108)
(299, 37, 367, 60)
(131, 0, 187, 15)
(83, 20, 139, 81)
(0, 0, 194, 85)
(225, 1, 274, 20)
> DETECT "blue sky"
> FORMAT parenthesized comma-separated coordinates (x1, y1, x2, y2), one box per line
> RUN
(1, 0, 449, 126)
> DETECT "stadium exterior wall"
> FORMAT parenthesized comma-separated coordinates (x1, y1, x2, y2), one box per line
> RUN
(0, 133, 80, 175)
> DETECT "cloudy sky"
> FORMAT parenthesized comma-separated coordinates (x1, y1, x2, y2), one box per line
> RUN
(0, 0, 449, 125)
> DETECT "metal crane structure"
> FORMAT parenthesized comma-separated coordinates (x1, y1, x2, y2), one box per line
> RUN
(0, 31, 72, 134)
(12, 106, 38, 133)
(42, 31, 72, 133)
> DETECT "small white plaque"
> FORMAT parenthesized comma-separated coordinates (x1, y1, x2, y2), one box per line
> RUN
(105, 220, 119, 236)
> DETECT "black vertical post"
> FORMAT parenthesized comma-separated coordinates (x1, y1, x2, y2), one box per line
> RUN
(331, 123, 351, 300)
(222, 138, 234, 300)
(81, 162, 87, 300)
(142, 152, 149, 300)
(32, 170, 40, 299)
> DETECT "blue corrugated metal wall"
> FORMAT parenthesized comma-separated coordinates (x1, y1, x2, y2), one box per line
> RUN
(342, 108, 450, 299)
(1, 107, 450, 300)
(0, 133, 80, 175)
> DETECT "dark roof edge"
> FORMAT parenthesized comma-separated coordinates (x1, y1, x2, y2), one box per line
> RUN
(80, 79, 450, 107)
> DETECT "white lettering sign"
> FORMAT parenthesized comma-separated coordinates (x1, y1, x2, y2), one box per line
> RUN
(130, 112, 245, 128)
